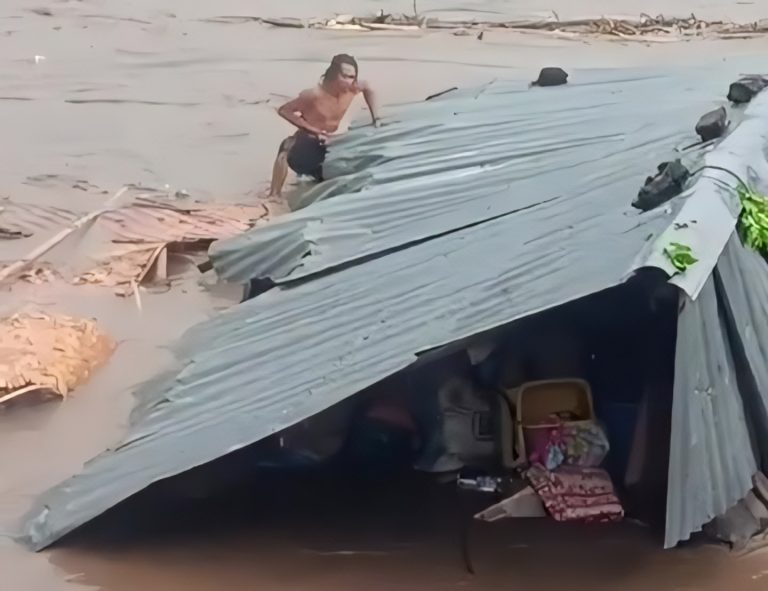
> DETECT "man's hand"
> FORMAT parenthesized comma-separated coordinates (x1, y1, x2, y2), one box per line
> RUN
(359, 81, 380, 128)
(278, 91, 329, 141)
(302, 125, 328, 142)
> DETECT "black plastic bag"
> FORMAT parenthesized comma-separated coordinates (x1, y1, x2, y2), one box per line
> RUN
(531, 67, 569, 87)
(632, 160, 690, 212)
(695, 106, 728, 142)
(728, 76, 768, 104)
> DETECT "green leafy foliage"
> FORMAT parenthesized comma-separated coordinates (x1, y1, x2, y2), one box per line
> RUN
(689, 165, 768, 258)
(664, 242, 698, 273)
(737, 184, 768, 256)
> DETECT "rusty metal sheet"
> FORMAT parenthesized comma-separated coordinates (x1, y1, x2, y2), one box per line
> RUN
(0, 201, 79, 239)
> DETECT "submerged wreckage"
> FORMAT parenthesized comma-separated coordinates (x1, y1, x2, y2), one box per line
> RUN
(20, 67, 768, 552)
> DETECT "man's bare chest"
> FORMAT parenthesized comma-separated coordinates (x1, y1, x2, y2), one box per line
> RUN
(307, 93, 356, 121)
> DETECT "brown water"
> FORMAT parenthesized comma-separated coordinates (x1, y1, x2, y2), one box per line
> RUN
(2, 1, 768, 589)
(44, 473, 768, 591)
(49, 527, 768, 591)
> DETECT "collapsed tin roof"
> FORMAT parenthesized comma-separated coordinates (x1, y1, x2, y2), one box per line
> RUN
(21, 67, 768, 550)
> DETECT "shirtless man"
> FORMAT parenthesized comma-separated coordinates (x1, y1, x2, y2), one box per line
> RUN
(268, 54, 379, 196)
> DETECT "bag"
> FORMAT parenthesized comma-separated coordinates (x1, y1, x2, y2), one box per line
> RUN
(531, 67, 568, 87)
(527, 419, 609, 470)
(416, 376, 495, 472)
(727, 76, 768, 104)
(632, 159, 690, 212)
(562, 422, 610, 467)
(695, 106, 728, 142)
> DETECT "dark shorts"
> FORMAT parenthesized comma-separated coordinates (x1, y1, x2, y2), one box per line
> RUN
(286, 132, 327, 180)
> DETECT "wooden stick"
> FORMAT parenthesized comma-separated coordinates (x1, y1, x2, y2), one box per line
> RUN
(262, 17, 305, 28)
(425, 86, 458, 101)
(361, 22, 420, 31)
(0, 186, 129, 286)
(322, 23, 370, 31)
(136, 244, 167, 285)
(0, 384, 57, 405)
(131, 279, 143, 312)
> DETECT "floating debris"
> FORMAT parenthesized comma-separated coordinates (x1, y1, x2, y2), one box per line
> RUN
(75, 199, 271, 295)
(0, 196, 271, 295)
(0, 201, 80, 238)
(0, 312, 114, 405)
(251, 12, 768, 40)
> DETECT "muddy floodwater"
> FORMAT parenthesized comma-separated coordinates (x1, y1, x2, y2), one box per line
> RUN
(2, 1, 768, 589)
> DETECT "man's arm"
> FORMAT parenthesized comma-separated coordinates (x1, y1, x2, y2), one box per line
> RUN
(359, 81, 380, 127)
(277, 91, 326, 137)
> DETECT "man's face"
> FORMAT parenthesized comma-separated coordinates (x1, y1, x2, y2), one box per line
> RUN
(336, 63, 357, 90)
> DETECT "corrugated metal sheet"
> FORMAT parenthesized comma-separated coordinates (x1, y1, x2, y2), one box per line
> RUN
(19, 66, 768, 550)
(662, 98, 768, 549)
(78, 200, 270, 288)
(0, 202, 80, 237)
(666, 270, 758, 548)
(644, 92, 768, 299)
(99, 200, 269, 244)
(23, 192, 672, 549)
(715, 234, 768, 471)
(210, 68, 768, 290)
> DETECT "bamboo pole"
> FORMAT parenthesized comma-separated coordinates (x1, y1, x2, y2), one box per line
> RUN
(0, 186, 129, 286)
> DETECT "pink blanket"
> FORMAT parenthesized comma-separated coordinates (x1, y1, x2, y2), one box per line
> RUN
(527, 465, 624, 523)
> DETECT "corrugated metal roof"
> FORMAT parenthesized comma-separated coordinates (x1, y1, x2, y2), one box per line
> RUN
(644, 93, 768, 299)
(716, 234, 768, 469)
(23, 194, 673, 550)
(20, 66, 768, 550)
(666, 261, 758, 548)
(0, 202, 80, 237)
(210, 68, 768, 291)
(98, 199, 269, 243)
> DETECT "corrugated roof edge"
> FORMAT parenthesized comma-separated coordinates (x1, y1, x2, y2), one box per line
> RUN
(665, 263, 759, 548)
(636, 91, 768, 299)
(213, 84, 768, 297)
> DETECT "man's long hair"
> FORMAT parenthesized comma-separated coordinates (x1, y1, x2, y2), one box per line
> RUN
(322, 54, 358, 84)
